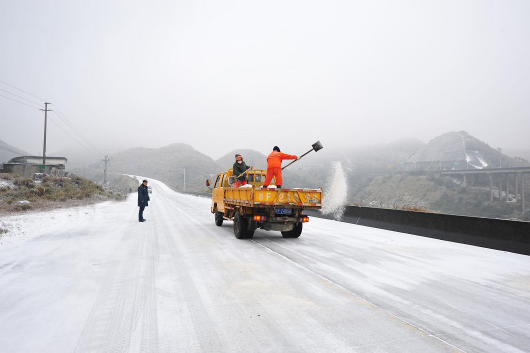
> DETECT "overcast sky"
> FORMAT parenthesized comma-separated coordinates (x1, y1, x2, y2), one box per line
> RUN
(1, 0, 529, 161)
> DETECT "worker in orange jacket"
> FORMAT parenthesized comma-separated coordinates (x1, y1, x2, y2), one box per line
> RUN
(263, 146, 298, 189)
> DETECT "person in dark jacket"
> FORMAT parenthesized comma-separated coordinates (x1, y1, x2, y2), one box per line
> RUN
(138, 179, 150, 222)
(233, 154, 250, 188)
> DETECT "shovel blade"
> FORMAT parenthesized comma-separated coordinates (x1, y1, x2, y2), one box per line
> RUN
(312, 140, 323, 152)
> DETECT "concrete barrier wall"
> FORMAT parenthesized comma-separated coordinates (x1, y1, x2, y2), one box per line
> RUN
(305, 207, 530, 256)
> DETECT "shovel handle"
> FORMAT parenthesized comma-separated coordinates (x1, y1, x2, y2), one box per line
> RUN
(282, 148, 313, 170)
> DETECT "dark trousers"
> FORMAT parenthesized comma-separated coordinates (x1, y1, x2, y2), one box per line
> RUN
(139, 206, 146, 220)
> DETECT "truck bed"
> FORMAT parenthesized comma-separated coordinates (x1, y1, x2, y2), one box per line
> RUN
(224, 187, 322, 209)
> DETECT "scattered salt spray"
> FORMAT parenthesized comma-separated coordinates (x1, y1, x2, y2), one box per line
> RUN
(321, 161, 348, 220)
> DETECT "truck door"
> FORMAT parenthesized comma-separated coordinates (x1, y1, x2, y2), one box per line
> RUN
(213, 174, 227, 213)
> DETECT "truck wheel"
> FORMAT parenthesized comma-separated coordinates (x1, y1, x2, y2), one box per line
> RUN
(233, 212, 250, 239)
(281, 222, 303, 238)
(215, 210, 224, 226)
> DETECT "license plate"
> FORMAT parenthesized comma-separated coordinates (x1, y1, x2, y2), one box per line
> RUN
(276, 208, 292, 215)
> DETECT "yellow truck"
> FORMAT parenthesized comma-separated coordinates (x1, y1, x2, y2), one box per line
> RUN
(210, 168, 323, 239)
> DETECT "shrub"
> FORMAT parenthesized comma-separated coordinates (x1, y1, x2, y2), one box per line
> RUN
(14, 178, 35, 189)
(14, 204, 32, 211)
(34, 186, 46, 196)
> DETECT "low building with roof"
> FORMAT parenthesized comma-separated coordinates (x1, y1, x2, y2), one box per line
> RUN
(0, 156, 67, 177)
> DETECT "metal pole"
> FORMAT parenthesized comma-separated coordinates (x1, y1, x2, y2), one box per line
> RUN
(40, 102, 52, 166)
(183, 168, 186, 192)
(43, 104, 47, 166)
(103, 155, 109, 184)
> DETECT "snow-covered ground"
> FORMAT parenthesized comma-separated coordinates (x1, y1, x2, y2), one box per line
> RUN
(0, 203, 108, 247)
(0, 177, 530, 352)
(0, 180, 14, 189)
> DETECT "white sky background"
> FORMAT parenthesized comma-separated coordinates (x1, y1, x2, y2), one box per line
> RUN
(1, 0, 529, 161)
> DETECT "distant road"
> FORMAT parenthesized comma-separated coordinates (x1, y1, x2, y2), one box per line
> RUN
(1, 178, 529, 352)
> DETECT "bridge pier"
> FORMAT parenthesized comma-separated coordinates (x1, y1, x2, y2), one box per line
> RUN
(521, 173, 526, 213)
(438, 167, 530, 207)
(499, 177, 503, 201)
(489, 174, 493, 201)
(514, 173, 519, 202)
(506, 174, 510, 202)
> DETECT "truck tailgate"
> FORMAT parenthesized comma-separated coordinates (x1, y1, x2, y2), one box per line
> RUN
(224, 188, 322, 208)
(254, 188, 322, 208)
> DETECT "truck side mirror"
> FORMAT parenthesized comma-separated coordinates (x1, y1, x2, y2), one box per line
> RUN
(206, 179, 211, 187)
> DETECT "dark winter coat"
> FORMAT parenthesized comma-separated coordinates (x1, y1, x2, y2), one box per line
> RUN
(233, 161, 250, 181)
(138, 184, 150, 207)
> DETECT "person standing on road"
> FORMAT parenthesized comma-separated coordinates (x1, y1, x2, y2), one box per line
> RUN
(138, 179, 150, 222)
(262, 146, 298, 189)
(233, 154, 250, 188)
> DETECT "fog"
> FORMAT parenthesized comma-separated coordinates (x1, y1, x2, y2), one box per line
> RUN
(1, 0, 529, 162)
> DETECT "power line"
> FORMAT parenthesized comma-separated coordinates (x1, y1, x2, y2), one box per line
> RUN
(0, 80, 45, 102)
(0, 80, 104, 160)
(53, 110, 103, 156)
(0, 94, 41, 110)
(48, 116, 100, 158)
(52, 107, 103, 156)
(0, 88, 43, 106)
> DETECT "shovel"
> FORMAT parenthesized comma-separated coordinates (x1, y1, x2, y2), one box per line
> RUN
(282, 141, 323, 170)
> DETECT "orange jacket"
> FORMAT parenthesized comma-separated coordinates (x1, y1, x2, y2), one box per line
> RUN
(266, 151, 297, 169)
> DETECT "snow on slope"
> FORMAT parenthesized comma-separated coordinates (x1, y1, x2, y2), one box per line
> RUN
(466, 150, 489, 169)
(0, 203, 109, 247)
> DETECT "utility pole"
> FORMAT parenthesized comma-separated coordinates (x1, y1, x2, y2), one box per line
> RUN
(183, 168, 186, 192)
(40, 102, 52, 166)
(102, 155, 110, 185)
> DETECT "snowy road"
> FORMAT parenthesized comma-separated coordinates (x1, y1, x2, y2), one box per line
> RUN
(1, 178, 530, 353)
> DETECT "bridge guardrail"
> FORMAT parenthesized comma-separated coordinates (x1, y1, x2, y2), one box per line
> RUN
(305, 206, 530, 256)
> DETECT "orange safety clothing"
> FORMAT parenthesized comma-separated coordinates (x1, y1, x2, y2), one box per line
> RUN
(263, 168, 282, 187)
(266, 151, 297, 169)
(263, 152, 297, 187)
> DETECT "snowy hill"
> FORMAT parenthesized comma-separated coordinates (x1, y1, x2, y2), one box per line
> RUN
(288, 138, 425, 176)
(100, 143, 222, 192)
(504, 149, 530, 165)
(407, 131, 525, 170)
(0, 140, 30, 163)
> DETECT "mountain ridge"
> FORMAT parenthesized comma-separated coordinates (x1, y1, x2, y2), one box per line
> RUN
(0, 140, 30, 163)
